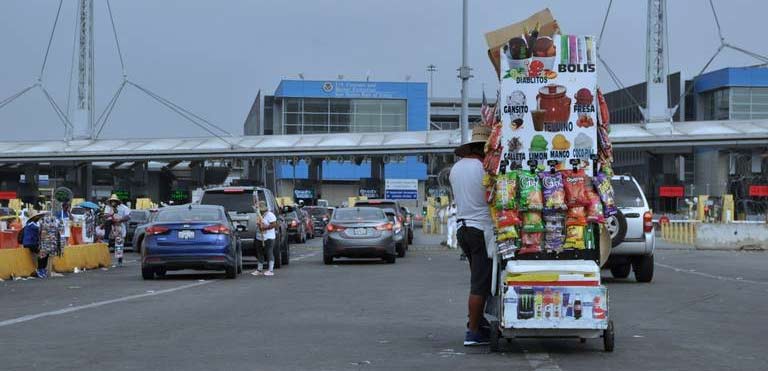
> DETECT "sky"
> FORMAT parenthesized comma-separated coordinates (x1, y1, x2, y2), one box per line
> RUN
(1, 0, 766, 140)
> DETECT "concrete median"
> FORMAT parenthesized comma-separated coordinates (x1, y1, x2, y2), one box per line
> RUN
(0, 243, 111, 279)
(695, 223, 768, 251)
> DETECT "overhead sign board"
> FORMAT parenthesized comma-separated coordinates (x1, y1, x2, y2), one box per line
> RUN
(385, 179, 418, 200)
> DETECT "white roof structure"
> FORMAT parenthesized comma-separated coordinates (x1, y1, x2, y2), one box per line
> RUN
(0, 120, 765, 163)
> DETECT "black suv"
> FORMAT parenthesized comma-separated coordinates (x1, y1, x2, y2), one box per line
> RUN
(200, 186, 290, 267)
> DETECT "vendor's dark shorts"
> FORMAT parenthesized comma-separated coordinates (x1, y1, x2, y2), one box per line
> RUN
(458, 226, 491, 296)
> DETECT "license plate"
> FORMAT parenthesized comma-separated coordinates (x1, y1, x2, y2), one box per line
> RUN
(178, 230, 195, 239)
(354, 228, 367, 236)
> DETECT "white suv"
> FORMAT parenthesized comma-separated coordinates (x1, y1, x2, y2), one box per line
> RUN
(605, 175, 655, 282)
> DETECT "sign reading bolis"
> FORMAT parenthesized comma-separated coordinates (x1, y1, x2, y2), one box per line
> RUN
(499, 34, 598, 173)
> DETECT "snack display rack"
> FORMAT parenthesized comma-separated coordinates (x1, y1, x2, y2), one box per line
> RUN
(481, 17, 617, 352)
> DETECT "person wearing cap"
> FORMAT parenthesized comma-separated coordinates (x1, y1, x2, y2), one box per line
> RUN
(104, 194, 131, 266)
(252, 200, 278, 276)
(449, 125, 495, 346)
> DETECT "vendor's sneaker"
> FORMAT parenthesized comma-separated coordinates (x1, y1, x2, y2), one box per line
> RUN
(463, 330, 489, 346)
(264, 270, 274, 277)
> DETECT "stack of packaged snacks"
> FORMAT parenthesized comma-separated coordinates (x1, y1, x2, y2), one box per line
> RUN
(494, 171, 520, 243)
(562, 170, 589, 250)
(539, 171, 566, 253)
(518, 170, 544, 255)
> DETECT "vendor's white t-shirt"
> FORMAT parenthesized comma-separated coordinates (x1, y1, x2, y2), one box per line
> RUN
(449, 158, 490, 228)
(257, 211, 277, 241)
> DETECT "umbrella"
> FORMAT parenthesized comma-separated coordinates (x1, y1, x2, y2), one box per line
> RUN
(77, 201, 100, 210)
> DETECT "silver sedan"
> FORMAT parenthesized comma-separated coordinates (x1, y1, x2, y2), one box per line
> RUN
(323, 207, 396, 264)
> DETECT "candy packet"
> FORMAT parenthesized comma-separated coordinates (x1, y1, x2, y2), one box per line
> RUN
(518, 170, 543, 211)
(539, 171, 567, 211)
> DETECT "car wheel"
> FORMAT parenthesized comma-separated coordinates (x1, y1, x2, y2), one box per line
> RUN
(155, 269, 167, 278)
(383, 254, 396, 264)
(606, 209, 628, 248)
(633, 255, 654, 283)
(323, 255, 333, 265)
(225, 264, 237, 279)
(396, 242, 406, 258)
(142, 267, 154, 280)
(610, 263, 631, 279)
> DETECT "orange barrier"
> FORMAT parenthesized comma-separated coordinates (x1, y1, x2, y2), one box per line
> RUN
(0, 248, 36, 279)
(0, 243, 110, 279)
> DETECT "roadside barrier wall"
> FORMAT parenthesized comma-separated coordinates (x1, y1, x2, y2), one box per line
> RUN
(695, 223, 768, 250)
(0, 243, 111, 279)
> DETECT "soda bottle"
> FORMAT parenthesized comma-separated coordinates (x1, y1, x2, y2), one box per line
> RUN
(534, 289, 543, 319)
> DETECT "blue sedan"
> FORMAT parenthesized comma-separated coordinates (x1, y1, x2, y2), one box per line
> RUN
(140, 205, 242, 280)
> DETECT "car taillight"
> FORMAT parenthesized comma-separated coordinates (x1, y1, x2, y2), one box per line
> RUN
(643, 211, 653, 233)
(146, 226, 169, 235)
(375, 222, 393, 231)
(290, 220, 298, 227)
(327, 224, 346, 232)
(203, 224, 230, 235)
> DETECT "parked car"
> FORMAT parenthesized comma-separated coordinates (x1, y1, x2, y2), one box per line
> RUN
(323, 207, 397, 264)
(604, 175, 655, 283)
(131, 209, 159, 253)
(126, 210, 151, 246)
(400, 206, 415, 244)
(140, 205, 242, 279)
(353, 199, 410, 252)
(383, 208, 407, 257)
(301, 209, 315, 240)
(285, 210, 307, 243)
(304, 206, 330, 235)
(199, 186, 290, 267)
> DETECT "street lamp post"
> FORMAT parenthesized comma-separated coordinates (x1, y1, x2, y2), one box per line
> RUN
(458, 0, 472, 143)
(426, 64, 437, 98)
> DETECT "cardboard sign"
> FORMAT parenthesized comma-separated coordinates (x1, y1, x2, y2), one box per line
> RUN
(498, 33, 598, 173)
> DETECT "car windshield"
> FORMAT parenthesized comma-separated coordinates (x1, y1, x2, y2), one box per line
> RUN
(307, 208, 327, 217)
(130, 211, 148, 222)
(286, 211, 298, 219)
(612, 179, 645, 208)
(156, 208, 222, 222)
(200, 191, 253, 213)
(333, 208, 385, 221)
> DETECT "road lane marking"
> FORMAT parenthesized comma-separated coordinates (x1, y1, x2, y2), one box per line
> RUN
(0, 280, 212, 328)
(655, 262, 768, 285)
(292, 251, 319, 261)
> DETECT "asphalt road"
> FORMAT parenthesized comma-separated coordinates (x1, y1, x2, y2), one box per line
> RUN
(1, 232, 767, 371)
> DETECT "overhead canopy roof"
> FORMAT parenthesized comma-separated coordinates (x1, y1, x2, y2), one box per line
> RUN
(0, 120, 765, 162)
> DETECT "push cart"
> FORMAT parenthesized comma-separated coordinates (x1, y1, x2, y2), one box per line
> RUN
(485, 226, 615, 353)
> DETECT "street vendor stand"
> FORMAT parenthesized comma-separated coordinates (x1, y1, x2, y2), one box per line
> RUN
(481, 10, 617, 352)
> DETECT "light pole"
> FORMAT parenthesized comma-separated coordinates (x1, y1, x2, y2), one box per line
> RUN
(426, 64, 437, 98)
(458, 0, 472, 143)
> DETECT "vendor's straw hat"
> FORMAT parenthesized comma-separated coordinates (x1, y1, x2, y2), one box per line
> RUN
(107, 194, 122, 203)
(258, 200, 268, 212)
(454, 125, 491, 157)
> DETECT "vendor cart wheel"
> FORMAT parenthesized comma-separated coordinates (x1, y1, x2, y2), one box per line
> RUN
(603, 320, 615, 352)
(489, 321, 501, 353)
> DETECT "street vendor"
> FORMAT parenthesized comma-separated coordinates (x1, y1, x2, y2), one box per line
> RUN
(450, 125, 495, 346)
(104, 194, 130, 266)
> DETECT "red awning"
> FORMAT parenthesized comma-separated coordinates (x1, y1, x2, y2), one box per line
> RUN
(749, 185, 768, 197)
(659, 186, 685, 198)
(0, 191, 17, 200)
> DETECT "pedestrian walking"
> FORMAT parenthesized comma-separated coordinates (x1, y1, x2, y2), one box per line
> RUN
(449, 125, 495, 346)
(446, 203, 458, 249)
(252, 201, 278, 277)
(104, 195, 130, 266)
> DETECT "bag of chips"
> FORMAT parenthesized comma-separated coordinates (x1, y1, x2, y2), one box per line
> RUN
(494, 171, 518, 210)
(498, 240, 517, 259)
(539, 171, 567, 211)
(519, 232, 542, 255)
(522, 211, 544, 232)
(563, 169, 589, 206)
(518, 170, 543, 211)
(496, 209, 521, 228)
(564, 225, 586, 249)
(542, 212, 564, 253)
(595, 172, 618, 217)
(585, 192, 605, 224)
(497, 226, 519, 242)
(566, 206, 587, 226)
(544, 233, 564, 253)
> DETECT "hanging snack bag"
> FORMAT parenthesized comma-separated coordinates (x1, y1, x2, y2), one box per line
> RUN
(539, 171, 567, 211)
(566, 206, 587, 226)
(564, 225, 586, 249)
(543, 212, 564, 253)
(518, 170, 543, 211)
(583, 176, 605, 223)
(494, 171, 518, 210)
(595, 172, 618, 216)
(497, 226, 519, 242)
(563, 169, 589, 206)
(522, 211, 545, 233)
(496, 209, 521, 228)
(519, 232, 543, 255)
(544, 233, 565, 253)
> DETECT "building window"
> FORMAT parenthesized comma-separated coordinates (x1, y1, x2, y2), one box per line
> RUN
(281, 98, 406, 134)
(700, 88, 730, 120)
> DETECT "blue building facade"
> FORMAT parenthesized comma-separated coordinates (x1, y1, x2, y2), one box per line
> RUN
(268, 80, 429, 183)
